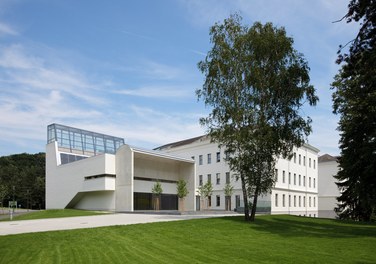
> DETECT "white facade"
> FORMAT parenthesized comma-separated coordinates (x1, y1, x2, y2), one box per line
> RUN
(157, 136, 319, 216)
(318, 154, 340, 218)
(46, 124, 195, 212)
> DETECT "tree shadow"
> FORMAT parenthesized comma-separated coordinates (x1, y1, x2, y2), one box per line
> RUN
(218, 215, 376, 239)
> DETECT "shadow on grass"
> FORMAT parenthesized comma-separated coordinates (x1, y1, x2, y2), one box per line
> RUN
(218, 215, 376, 239)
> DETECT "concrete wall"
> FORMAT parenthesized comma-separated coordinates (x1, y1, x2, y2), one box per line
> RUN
(46, 141, 116, 210)
(115, 145, 134, 212)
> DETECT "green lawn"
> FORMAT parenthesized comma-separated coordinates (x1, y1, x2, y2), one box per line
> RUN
(0, 209, 107, 221)
(0, 215, 375, 263)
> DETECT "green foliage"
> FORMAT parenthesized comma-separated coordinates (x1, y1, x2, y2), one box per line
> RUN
(0, 153, 45, 209)
(0, 215, 375, 263)
(223, 183, 234, 197)
(176, 179, 189, 199)
(197, 14, 317, 221)
(332, 1, 376, 221)
(152, 181, 163, 195)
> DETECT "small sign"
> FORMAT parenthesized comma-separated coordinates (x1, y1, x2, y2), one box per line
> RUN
(9, 201, 17, 207)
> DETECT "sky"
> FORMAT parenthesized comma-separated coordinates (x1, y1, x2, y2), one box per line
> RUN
(0, 0, 358, 157)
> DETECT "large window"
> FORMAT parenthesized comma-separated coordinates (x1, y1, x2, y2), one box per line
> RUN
(225, 172, 230, 184)
(216, 173, 220, 185)
(207, 174, 211, 183)
(216, 152, 221, 162)
(216, 195, 220, 207)
(199, 175, 203, 186)
(47, 123, 124, 157)
(294, 173, 296, 185)
(282, 194, 285, 207)
(199, 155, 203, 165)
(282, 170, 285, 183)
(207, 153, 211, 164)
(275, 193, 278, 207)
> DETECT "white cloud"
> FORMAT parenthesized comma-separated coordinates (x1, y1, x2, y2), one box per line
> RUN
(114, 85, 193, 99)
(0, 22, 18, 36)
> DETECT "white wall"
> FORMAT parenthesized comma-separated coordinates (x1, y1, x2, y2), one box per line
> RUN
(318, 159, 340, 218)
(159, 137, 319, 215)
(46, 142, 116, 210)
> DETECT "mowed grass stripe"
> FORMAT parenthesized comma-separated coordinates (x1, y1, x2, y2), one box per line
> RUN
(0, 215, 375, 263)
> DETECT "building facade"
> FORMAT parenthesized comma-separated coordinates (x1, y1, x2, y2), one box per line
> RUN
(46, 124, 196, 211)
(318, 154, 340, 218)
(156, 136, 319, 216)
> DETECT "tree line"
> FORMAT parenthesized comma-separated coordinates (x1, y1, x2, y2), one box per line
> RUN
(0, 153, 45, 210)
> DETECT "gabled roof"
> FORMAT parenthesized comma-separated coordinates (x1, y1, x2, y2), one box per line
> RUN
(318, 154, 339, 163)
(154, 135, 207, 150)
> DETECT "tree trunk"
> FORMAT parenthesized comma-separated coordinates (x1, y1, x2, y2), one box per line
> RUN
(240, 174, 250, 221)
(250, 186, 259, 221)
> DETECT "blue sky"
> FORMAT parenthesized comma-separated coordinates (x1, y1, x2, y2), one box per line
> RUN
(0, 0, 357, 156)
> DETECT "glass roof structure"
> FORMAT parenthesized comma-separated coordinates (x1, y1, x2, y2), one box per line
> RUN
(47, 123, 125, 156)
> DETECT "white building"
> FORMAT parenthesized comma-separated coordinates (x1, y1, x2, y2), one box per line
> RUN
(318, 154, 340, 218)
(156, 135, 319, 216)
(46, 124, 196, 212)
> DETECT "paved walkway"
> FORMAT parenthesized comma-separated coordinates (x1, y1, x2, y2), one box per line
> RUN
(0, 213, 237, 236)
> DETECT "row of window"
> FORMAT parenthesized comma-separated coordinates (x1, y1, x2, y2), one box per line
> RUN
(275, 193, 316, 208)
(292, 152, 316, 169)
(198, 172, 234, 186)
(275, 169, 316, 188)
(195, 152, 228, 165)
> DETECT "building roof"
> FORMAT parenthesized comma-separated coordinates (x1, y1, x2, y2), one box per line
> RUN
(154, 135, 207, 150)
(156, 134, 319, 153)
(318, 154, 339, 163)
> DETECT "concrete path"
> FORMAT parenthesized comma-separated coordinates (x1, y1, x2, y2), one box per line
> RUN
(0, 213, 236, 236)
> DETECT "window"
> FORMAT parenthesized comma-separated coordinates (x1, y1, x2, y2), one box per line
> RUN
(216, 152, 221, 162)
(314, 160, 316, 169)
(303, 156, 306, 166)
(282, 170, 285, 183)
(303, 176, 306, 187)
(314, 197, 316, 207)
(313, 178, 316, 188)
(207, 174, 211, 183)
(294, 173, 296, 185)
(226, 172, 230, 184)
(216, 195, 220, 207)
(294, 195, 296, 207)
(299, 196, 301, 207)
(207, 153, 211, 164)
(289, 172, 291, 184)
(299, 154, 301, 165)
(309, 177, 311, 188)
(199, 155, 203, 165)
(216, 173, 220, 185)
(289, 195, 291, 207)
(275, 193, 278, 207)
(225, 151, 230, 160)
(309, 158, 311, 168)
(299, 174, 301, 186)
(282, 194, 285, 207)
(199, 175, 203, 186)
(309, 197, 311, 207)
(293, 153, 296, 163)
(275, 169, 278, 182)
(303, 196, 306, 207)
(208, 196, 212, 207)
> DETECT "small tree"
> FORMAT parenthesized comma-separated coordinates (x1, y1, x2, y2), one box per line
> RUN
(176, 179, 189, 211)
(223, 183, 234, 211)
(152, 181, 163, 210)
(197, 181, 213, 210)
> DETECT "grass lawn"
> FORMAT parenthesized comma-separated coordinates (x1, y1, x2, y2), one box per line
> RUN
(0, 215, 375, 263)
(0, 209, 107, 221)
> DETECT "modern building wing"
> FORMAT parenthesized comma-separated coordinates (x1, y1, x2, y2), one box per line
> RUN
(46, 124, 195, 211)
(156, 135, 320, 217)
